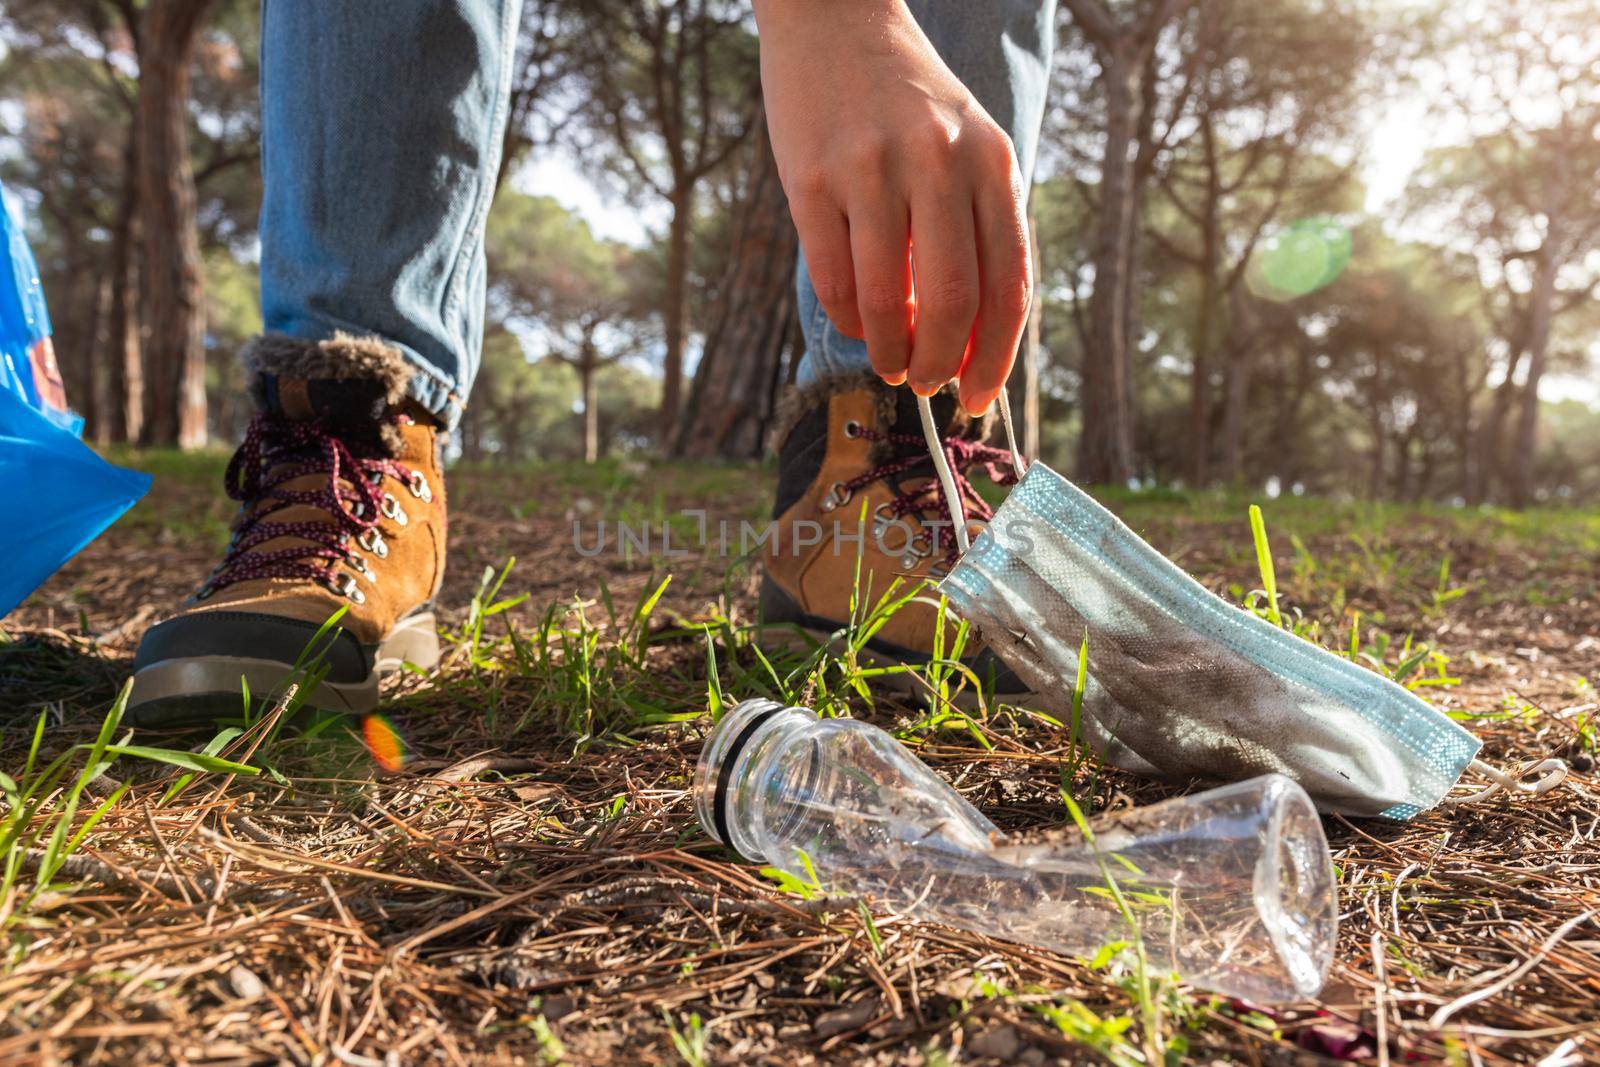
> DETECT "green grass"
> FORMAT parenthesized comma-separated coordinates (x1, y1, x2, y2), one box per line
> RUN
(1059, 790, 1168, 1066)
(663, 1009, 709, 1067)
(309, 491, 1464, 1060)
(0, 682, 257, 935)
(92, 447, 234, 548)
(298, 478, 1497, 794)
(1237, 505, 1469, 693)
(19, 451, 1596, 1063)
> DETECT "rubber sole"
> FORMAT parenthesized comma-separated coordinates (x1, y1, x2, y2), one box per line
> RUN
(125, 612, 440, 728)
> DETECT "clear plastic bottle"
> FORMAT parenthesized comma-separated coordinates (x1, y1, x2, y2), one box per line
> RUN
(695, 698, 1337, 1003)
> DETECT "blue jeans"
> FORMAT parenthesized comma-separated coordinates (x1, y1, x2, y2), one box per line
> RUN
(259, 0, 1055, 428)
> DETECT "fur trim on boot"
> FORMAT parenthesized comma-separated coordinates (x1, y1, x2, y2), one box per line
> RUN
(240, 332, 417, 455)
(241, 332, 412, 412)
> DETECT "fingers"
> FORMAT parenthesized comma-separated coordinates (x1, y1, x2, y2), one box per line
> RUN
(791, 195, 863, 339)
(906, 191, 980, 397)
(785, 116, 1026, 402)
(959, 148, 1032, 417)
(848, 199, 914, 384)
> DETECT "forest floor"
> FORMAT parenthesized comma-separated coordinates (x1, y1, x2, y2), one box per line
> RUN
(2, 453, 1599, 1066)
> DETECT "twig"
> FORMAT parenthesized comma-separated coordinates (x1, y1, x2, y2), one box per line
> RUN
(92, 605, 156, 647)
(1371, 931, 1391, 1067)
(19, 847, 293, 904)
(431, 756, 549, 782)
(506, 877, 857, 942)
(231, 814, 287, 846)
(1428, 910, 1597, 1030)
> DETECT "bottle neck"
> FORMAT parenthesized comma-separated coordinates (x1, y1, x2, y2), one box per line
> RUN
(694, 699, 817, 861)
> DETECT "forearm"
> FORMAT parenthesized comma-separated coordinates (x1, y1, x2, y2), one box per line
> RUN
(752, 0, 906, 32)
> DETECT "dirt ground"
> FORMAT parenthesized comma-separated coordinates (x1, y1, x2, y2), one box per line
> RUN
(2, 454, 1598, 1065)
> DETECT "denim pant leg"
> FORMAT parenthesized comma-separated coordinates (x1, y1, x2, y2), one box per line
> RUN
(259, 0, 522, 430)
(794, 0, 1057, 386)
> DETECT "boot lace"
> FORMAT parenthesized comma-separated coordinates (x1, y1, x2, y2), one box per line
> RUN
(840, 426, 1019, 565)
(198, 414, 418, 600)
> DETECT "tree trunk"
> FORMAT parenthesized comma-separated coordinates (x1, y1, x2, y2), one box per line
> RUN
(1416, 436, 1438, 500)
(658, 184, 693, 446)
(1189, 250, 1217, 486)
(1272, 343, 1313, 491)
(1392, 429, 1414, 500)
(104, 131, 144, 445)
(83, 267, 109, 434)
(92, 273, 114, 442)
(1219, 344, 1252, 485)
(675, 117, 800, 459)
(136, 0, 212, 449)
(1469, 347, 1522, 504)
(1076, 42, 1141, 485)
(1186, 112, 1222, 487)
(48, 225, 99, 432)
(1216, 286, 1255, 484)
(580, 347, 599, 464)
(1451, 345, 1478, 501)
(1368, 421, 1385, 499)
(460, 406, 483, 461)
(1367, 349, 1387, 500)
(1509, 231, 1562, 509)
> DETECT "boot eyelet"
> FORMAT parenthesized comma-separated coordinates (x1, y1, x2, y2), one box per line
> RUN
(381, 493, 409, 526)
(407, 471, 432, 502)
(821, 481, 852, 512)
(358, 528, 389, 558)
(350, 556, 375, 581)
(333, 574, 366, 604)
(843, 420, 862, 438)
(194, 585, 214, 601)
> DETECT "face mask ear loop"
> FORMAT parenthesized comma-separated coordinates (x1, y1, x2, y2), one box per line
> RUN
(996, 386, 1029, 477)
(918, 389, 1032, 557)
(1446, 756, 1569, 805)
(917, 394, 971, 555)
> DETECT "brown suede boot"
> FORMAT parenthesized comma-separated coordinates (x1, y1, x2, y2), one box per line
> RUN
(127, 333, 447, 726)
(761, 374, 1025, 697)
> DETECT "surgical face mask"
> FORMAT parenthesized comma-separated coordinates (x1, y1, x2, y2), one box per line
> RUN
(913, 394, 1561, 819)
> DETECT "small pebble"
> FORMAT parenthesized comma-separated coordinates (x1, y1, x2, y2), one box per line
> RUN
(813, 998, 877, 1038)
(227, 964, 264, 1001)
(967, 1025, 1021, 1060)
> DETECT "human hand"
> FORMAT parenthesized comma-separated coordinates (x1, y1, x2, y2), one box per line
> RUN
(754, 0, 1032, 416)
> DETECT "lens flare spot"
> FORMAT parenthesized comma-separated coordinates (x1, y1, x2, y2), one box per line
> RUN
(1247, 217, 1352, 302)
(361, 713, 408, 772)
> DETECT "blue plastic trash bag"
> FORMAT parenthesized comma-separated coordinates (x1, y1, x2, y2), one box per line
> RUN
(1, 179, 150, 618)
(1, 181, 75, 434)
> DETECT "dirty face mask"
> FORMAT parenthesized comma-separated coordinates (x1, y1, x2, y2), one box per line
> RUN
(915, 394, 1563, 820)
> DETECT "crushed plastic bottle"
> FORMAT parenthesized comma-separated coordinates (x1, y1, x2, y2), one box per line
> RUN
(696, 698, 1338, 1003)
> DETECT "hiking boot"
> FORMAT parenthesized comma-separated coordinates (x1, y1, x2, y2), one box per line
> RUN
(127, 334, 447, 726)
(761, 373, 1026, 698)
